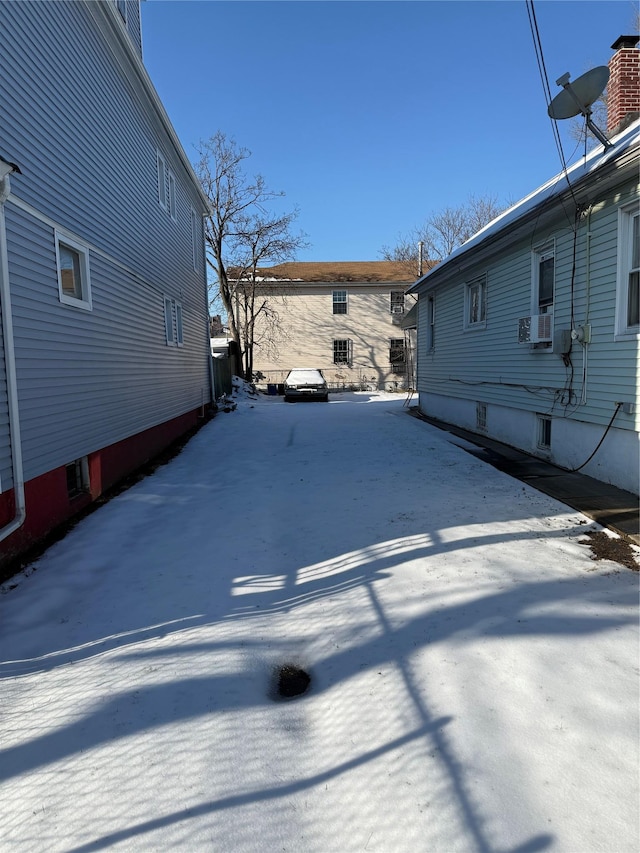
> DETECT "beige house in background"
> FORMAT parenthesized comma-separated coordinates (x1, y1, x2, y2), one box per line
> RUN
(249, 261, 422, 391)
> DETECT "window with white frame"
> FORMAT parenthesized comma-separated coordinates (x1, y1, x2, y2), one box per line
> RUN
(616, 202, 640, 338)
(116, 0, 127, 22)
(168, 171, 177, 221)
(164, 296, 183, 346)
(464, 274, 486, 329)
(533, 242, 555, 313)
(531, 242, 554, 349)
(426, 294, 435, 351)
(390, 291, 405, 315)
(333, 339, 351, 364)
(389, 338, 406, 372)
(56, 232, 92, 310)
(537, 415, 552, 449)
(191, 207, 199, 271)
(333, 290, 348, 314)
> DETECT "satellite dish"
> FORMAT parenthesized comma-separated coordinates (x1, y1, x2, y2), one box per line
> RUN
(548, 66, 612, 148)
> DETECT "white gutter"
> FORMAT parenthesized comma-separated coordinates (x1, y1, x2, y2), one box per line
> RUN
(0, 168, 26, 542)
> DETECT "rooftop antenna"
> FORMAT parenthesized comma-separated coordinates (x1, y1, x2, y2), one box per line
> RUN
(548, 66, 612, 149)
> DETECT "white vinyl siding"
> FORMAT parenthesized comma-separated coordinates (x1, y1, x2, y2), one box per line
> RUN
(0, 0, 211, 485)
(414, 182, 638, 432)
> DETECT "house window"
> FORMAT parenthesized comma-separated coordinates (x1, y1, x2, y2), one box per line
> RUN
(537, 415, 552, 449)
(66, 457, 89, 499)
(464, 274, 486, 329)
(616, 203, 640, 338)
(532, 243, 554, 349)
(333, 339, 351, 364)
(191, 207, 199, 271)
(476, 402, 487, 431)
(157, 151, 167, 210)
(426, 294, 435, 351)
(116, 0, 127, 22)
(390, 291, 405, 315)
(533, 243, 555, 312)
(168, 171, 177, 221)
(333, 290, 347, 314)
(389, 338, 406, 373)
(56, 232, 92, 310)
(164, 296, 183, 346)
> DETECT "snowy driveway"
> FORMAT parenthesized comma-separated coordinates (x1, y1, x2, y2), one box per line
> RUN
(1, 390, 638, 852)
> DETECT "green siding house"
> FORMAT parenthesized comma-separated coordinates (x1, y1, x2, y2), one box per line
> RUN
(410, 38, 639, 495)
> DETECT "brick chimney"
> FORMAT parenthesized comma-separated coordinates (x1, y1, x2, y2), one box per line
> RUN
(607, 35, 640, 136)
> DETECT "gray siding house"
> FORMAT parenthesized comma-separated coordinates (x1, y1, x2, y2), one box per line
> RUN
(409, 38, 639, 496)
(0, 0, 212, 565)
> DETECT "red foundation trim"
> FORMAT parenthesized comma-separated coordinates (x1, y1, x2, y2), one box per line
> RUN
(0, 407, 203, 567)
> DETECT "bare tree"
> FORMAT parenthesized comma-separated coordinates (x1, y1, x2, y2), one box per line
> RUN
(380, 194, 506, 275)
(229, 209, 308, 380)
(194, 132, 307, 380)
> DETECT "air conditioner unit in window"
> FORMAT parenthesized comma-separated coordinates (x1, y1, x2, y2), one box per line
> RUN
(391, 305, 404, 315)
(518, 312, 553, 344)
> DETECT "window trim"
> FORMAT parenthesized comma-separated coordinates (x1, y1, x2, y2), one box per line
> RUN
(55, 231, 92, 311)
(537, 414, 552, 450)
(164, 296, 183, 346)
(463, 273, 487, 330)
(426, 294, 435, 352)
(157, 151, 168, 210)
(390, 290, 405, 315)
(191, 207, 199, 271)
(532, 240, 555, 314)
(168, 170, 177, 222)
(332, 290, 348, 315)
(389, 337, 406, 373)
(615, 201, 640, 341)
(66, 456, 90, 499)
(476, 402, 487, 431)
(333, 338, 352, 365)
(530, 240, 555, 350)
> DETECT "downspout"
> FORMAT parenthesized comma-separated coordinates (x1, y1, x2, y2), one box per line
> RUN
(0, 168, 26, 542)
(580, 207, 592, 405)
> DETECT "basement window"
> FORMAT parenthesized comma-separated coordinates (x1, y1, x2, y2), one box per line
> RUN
(66, 457, 89, 499)
(476, 402, 487, 431)
(537, 415, 552, 450)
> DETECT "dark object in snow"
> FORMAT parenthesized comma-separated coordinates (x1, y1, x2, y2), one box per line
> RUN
(274, 664, 311, 699)
(579, 531, 638, 571)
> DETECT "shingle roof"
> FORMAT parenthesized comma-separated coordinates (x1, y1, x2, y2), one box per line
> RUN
(253, 261, 423, 283)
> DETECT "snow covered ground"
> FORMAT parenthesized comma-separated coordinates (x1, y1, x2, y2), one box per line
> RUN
(1, 386, 638, 853)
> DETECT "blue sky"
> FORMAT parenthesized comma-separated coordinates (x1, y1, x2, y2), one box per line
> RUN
(141, 1, 637, 261)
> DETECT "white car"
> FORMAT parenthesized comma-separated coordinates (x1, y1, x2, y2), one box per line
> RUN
(284, 369, 329, 402)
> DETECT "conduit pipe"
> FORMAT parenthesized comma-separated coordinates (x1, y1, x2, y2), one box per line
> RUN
(0, 167, 26, 542)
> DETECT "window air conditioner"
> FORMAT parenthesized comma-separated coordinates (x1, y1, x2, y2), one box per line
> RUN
(391, 305, 404, 314)
(518, 312, 553, 344)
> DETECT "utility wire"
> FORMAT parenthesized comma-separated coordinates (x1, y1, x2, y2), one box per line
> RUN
(525, 0, 579, 209)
